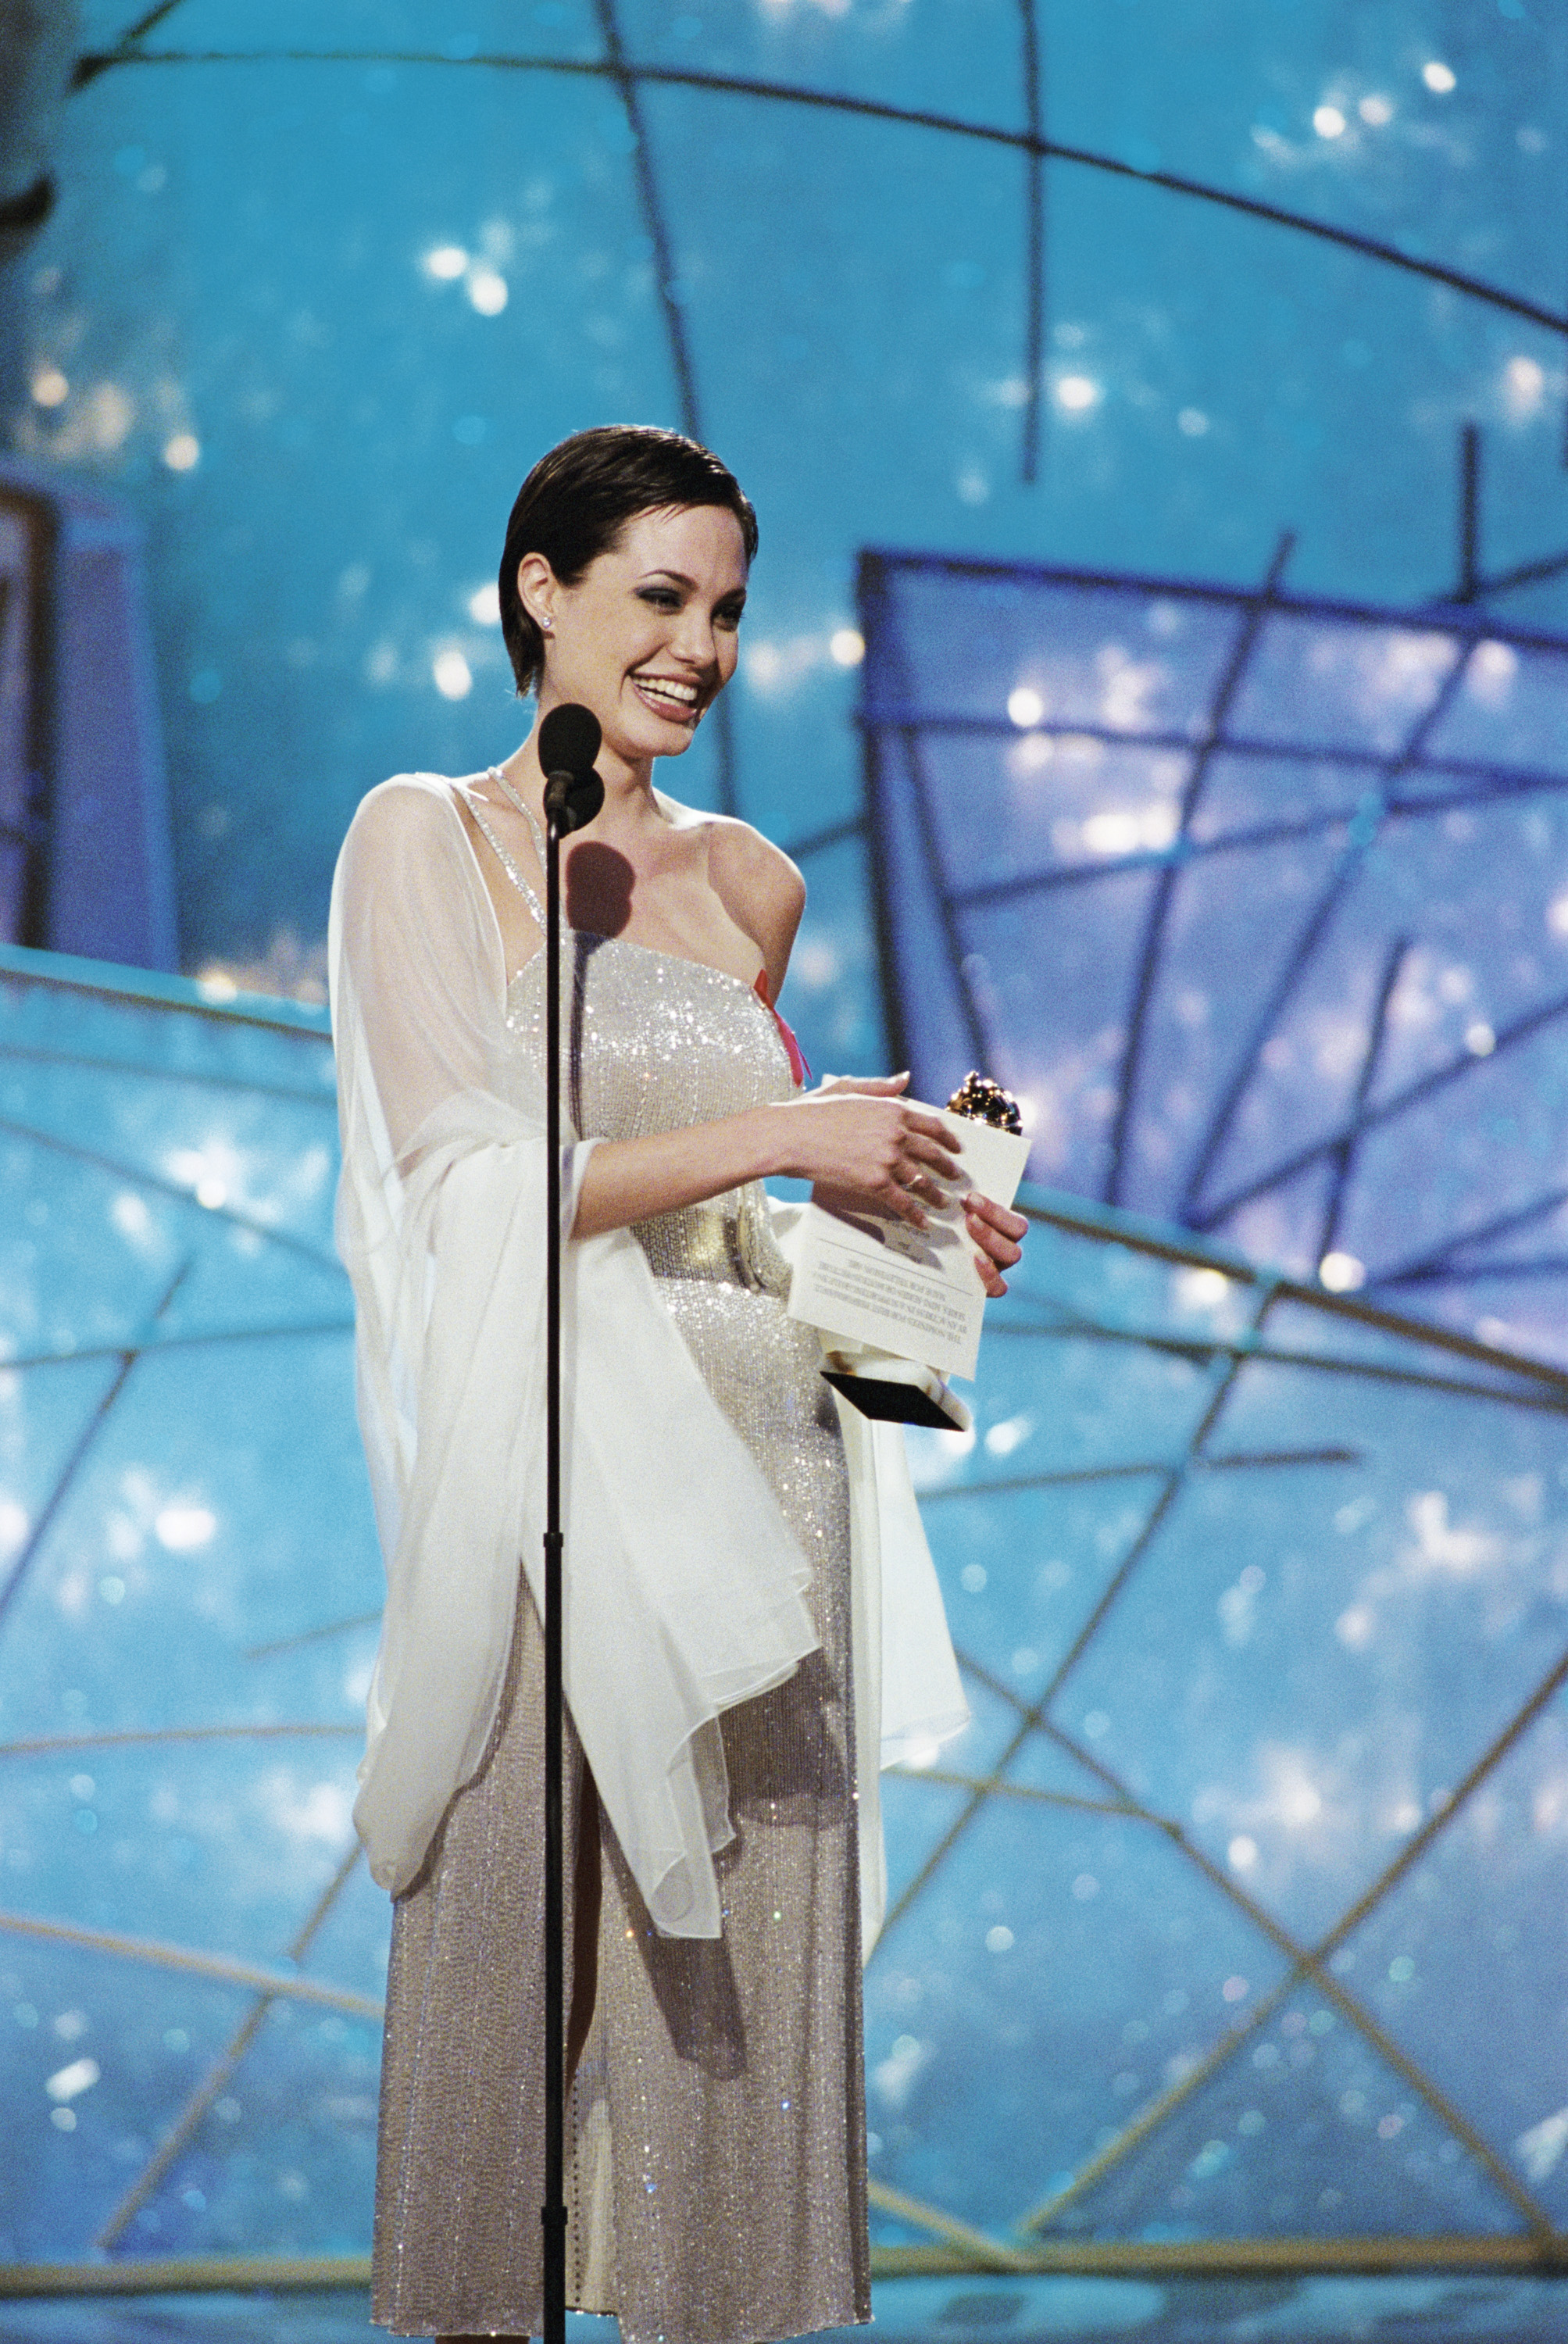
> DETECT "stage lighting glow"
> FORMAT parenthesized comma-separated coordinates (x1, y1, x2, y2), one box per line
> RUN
(830, 627, 866, 666)
(432, 647, 473, 699)
(30, 366, 67, 407)
(1423, 60, 1456, 92)
(423, 243, 468, 280)
(466, 266, 509, 316)
(1503, 356, 1546, 420)
(1313, 105, 1346, 138)
(1006, 685, 1045, 727)
(1055, 373, 1100, 413)
(1359, 94, 1394, 124)
(162, 431, 199, 472)
(466, 582, 501, 624)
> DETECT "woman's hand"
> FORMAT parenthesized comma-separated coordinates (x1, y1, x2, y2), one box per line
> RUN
(965, 1193, 1028, 1298)
(772, 1074, 963, 1228)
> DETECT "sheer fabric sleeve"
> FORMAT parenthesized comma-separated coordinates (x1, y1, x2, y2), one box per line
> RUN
(330, 775, 819, 1932)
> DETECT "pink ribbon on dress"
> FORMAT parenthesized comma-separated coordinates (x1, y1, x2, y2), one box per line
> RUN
(754, 970, 809, 1088)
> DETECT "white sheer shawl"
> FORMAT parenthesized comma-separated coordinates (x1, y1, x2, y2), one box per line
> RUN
(329, 772, 966, 1950)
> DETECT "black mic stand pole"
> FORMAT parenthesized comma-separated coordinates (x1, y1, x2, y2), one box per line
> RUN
(541, 766, 569, 2344)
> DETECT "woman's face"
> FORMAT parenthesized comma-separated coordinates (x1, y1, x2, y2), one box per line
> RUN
(523, 503, 748, 766)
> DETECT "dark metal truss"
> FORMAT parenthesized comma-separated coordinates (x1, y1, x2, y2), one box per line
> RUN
(859, 548, 1568, 1312)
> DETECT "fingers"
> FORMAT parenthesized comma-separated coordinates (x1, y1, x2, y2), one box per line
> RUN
(966, 1195, 1025, 1285)
(973, 1250, 1009, 1299)
(966, 1193, 1029, 1238)
(816, 1072, 910, 1097)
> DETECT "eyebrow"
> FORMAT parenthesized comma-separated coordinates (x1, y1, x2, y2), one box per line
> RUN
(638, 568, 747, 599)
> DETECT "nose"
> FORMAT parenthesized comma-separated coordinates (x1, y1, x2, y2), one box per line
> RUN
(670, 602, 719, 671)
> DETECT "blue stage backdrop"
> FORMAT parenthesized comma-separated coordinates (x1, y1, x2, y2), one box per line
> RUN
(5, 947, 1568, 2336)
(7, 5, 1568, 2341)
(861, 556, 1568, 1370)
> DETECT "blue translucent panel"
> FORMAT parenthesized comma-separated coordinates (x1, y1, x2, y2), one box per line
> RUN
(878, 570, 1240, 741)
(868, 560, 1568, 1367)
(0, 1359, 127, 1592)
(925, 1477, 1168, 1702)
(132, 1998, 380, 2256)
(930, 735, 1191, 897)
(1055, 1984, 1519, 2242)
(0, 1331, 377, 1738)
(1061, 1344, 1568, 1943)
(0, 962, 387, 2285)
(1118, 828, 1352, 1220)
(1338, 1696, 1568, 2231)
(998, 1217, 1256, 1354)
(1188, 751, 1367, 843)
(1425, 641, 1568, 777)
(0, 1937, 257, 2260)
(1227, 615, 1461, 756)
(866, 1796, 1291, 2236)
(963, 874, 1157, 1192)
(619, 0, 1021, 119)
(145, 0, 600, 58)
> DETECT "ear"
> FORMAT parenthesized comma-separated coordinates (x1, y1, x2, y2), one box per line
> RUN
(516, 551, 559, 636)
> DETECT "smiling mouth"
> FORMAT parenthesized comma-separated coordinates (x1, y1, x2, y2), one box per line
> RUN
(632, 672, 703, 722)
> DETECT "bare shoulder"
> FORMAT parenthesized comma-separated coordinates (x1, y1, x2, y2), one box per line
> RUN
(684, 807, 805, 968)
(710, 817, 805, 924)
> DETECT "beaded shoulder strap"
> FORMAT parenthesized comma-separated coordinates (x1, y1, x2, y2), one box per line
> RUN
(461, 769, 547, 931)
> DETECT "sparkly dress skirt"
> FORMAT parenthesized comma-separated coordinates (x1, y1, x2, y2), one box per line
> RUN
(371, 933, 870, 2343)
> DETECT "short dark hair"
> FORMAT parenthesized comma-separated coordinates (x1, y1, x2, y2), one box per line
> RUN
(498, 425, 759, 696)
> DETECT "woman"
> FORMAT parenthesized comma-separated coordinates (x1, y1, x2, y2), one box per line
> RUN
(330, 426, 1026, 2344)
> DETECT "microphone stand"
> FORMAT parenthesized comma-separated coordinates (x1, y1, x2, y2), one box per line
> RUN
(532, 706, 601, 2344)
(541, 767, 569, 2344)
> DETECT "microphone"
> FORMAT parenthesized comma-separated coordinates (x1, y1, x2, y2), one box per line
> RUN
(538, 702, 605, 835)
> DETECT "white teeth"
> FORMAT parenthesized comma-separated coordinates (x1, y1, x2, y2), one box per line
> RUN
(635, 676, 698, 709)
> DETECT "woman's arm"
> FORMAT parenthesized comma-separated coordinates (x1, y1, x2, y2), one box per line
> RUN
(572, 1081, 962, 1239)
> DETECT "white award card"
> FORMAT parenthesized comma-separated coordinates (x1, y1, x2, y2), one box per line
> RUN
(785, 1106, 1029, 1381)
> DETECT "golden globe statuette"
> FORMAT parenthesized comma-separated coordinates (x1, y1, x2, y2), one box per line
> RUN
(812, 1072, 1027, 1434)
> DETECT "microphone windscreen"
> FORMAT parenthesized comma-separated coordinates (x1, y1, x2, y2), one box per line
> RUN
(538, 701, 602, 777)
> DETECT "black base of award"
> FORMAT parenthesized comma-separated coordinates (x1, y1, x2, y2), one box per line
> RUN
(820, 1368, 966, 1430)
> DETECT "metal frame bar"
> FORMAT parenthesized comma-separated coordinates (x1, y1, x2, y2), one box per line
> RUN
(0, 1257, 188, 1635)
(1361, 1182, 1568, 1288)
(858, 555, 915, 1081)
(1016, 0, 1045, 487)
(1104, 531, 1292, 1207)
(0, 1908, 381, 2017)
(0, 1109, 341, 1270)
(0, 939, 332, 1034)
(1178, 642, 1475, 1224)
(902, 720, 994, 1071)
(95, 1842, 366, 2249)
(9, 2236, 1568, 2295)
(1193, 978, 1568, 1236)
(878, 1279, 1277, 1942)
(0, 481, 58, 952)
(1315, 931, 1408, 1264)
(915, 1445, 1359, 1506)
(69, 48, 1568, 346)
(0, 1724, 358, 1755)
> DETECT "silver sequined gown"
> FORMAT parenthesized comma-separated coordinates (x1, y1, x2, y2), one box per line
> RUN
(372, 809, 869, 2343)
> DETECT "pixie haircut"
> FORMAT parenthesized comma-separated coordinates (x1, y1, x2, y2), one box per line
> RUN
(498, 425, 759, 697)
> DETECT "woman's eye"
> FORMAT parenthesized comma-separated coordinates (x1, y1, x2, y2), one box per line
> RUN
(716, 605, 745, 631)
(638, 588, 680, 609)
